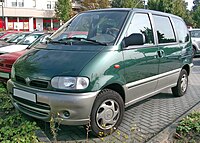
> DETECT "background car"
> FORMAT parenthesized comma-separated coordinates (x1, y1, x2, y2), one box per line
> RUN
(6, 32, 30, 44)
(0, 32, 30, 47)
(0, 32, 45, 55)
(189, 28, 200, 57)
(0, 31, 20, 41)
(0, 33, 51, 86)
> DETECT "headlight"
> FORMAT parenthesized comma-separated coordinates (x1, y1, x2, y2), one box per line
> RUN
(11, 66, 15, 79)
(51, 76, 89, 90)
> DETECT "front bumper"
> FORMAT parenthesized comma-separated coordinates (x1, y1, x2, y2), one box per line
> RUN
(7, 79, 99, 125)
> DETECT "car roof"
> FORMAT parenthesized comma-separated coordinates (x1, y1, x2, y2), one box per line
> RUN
(84, 8, 181, 19)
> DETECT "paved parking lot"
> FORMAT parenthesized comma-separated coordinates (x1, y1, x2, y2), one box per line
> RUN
(37, 58, 200, 143)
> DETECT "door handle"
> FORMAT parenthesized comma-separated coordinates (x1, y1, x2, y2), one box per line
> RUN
(157, 50, 165, 58)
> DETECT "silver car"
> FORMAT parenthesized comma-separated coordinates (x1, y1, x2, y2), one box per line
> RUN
(189, 29, 200, 57)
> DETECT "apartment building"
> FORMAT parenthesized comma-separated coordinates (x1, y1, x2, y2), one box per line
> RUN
(0, 0, 62, 31)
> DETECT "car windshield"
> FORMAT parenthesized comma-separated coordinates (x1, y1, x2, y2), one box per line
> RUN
(17, 33, 42, 45)
(27, 34, 51, 49)
(50, 11, 128, 45)
(0, 33, 18, 41)
(8, 33, 29, 43)
(190, 30, 200, 38)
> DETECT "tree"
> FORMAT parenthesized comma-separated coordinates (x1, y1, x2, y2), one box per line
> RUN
(55, 0, 72, 22)
(148, 0, 173, 13)
(111, 0, 144, 8)
(171, 0, 193, 25)
(99, 0, 110, 8)
(193, 6, 200, 27)
(192, 0, 200, 11)
(111, 0, 123, 7)
(148, 0, 193, 26)
(82, 0, 110, 10)
(123, 0, 144, 8)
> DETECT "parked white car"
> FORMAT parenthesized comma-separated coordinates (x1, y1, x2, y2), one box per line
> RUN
(189, 29, 200, 57)
(0, 32, 44, 55)
(0, 45, 28, 54)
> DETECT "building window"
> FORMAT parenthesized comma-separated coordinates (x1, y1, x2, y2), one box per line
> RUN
(33, 0, 36, 7)
(12, 1, 17, 7)
(11, 0, 24, 7)
(53, 19, 60, 30)
(47, 1, 56, 9)
(8, 17, 17, 30)
(52, 1, 56, 9)
(47, 1, 51, 9)
(18, 2, 24, 7)
(18, 0, 24, 7)
(43, 18, 51, 30)
(19, 17, 29, 31)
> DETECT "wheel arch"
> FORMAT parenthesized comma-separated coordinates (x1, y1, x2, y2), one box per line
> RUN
(182, 64, 190, 75)
(193, 44, 197, 50)
(102, 83, 125, 103)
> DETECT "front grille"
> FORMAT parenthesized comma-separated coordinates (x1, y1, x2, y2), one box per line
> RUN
(15, 75, 26, 85)
(12, 95, 50, 118)
(0, 63, 4, 67)
(15, 75, 49, 89)
(30, 80, 48, 88)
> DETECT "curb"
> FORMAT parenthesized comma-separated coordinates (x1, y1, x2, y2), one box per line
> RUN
(35, 129, 51, 143)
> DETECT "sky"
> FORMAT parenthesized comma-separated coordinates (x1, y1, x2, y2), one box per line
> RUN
(185, 0, 194, 10)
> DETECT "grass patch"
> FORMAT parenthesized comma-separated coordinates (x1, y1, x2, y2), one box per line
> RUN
(0, 83, 40, 142)
(174, 111, 200, 143)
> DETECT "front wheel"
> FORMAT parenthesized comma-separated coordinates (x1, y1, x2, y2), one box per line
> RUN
(90, 89, 124, 136)
(171, 69, 188, 97)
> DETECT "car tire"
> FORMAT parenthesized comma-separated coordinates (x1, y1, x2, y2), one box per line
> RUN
(90, 89, 124, 136)
(171, 69, 188, 97)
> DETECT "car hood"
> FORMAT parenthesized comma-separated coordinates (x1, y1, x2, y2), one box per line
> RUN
(14, 46, 103, 80)
(0, 50, 27, 63)
(0, 45, 28, 53)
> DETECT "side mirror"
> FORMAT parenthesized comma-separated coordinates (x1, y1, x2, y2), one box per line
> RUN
(124, 33, 145, 47)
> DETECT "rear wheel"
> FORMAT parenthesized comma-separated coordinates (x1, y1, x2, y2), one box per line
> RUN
(90, 89, 124, 136)
(171, 69, 188, 97)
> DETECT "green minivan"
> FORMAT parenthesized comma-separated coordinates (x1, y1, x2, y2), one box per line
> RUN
(7, 8, 193, 136)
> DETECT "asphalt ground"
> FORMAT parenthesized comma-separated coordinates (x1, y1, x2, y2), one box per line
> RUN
(35, 57, 200, 143)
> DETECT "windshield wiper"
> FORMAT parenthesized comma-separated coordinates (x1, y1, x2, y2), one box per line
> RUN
(59, 37, 108, 46)
(49, 40, 70, 45)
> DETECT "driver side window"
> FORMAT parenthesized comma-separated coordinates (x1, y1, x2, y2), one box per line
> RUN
(126, 13, 154, 45)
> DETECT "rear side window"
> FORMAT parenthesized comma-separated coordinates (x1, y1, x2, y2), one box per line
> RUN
(126, 13, 154, 45)
(172, 17, 189, 43)
(153, 15, 176, 44)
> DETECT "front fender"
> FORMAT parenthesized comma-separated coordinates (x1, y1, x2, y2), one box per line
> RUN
(90, 74, 126, 91)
